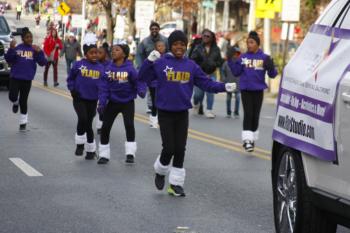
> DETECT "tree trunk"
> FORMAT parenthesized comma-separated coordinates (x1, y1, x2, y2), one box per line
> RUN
(105, 5, 115, 45)
(128, 0, 136, 37)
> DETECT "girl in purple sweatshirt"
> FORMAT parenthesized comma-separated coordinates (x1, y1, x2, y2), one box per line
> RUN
(5, 27, 47, 131)
(139, 30, 236, 197)
(97, 44, 146, 165)
(228, 31, 277, 152)
(96, 44, 111, 135)
(66, 33, 104, 160)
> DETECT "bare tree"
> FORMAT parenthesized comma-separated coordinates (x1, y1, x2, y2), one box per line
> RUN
(89, 0, 135, 45)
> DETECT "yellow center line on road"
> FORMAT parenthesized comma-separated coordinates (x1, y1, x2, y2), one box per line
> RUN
(32, 81, 271, 161)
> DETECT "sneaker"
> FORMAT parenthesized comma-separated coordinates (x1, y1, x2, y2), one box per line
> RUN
(205, 111, 216, 119)
(97, 128, 101, 135)
(167, 184, 186, 197)
(12, 104, 19, 113)
(85, 152, 96, 160)
(19, 124, 26, 131)
(226, 114, 231, 118)
(243, 140, 254, 152)
(125, 154, 134, 164)
(155, 173, 165, 190)
(75, 144, 84, 156)
(234, 113, 240, 119)
(97, 157, 109, 164)
(43, 81, 48, 87)
(54, 82, 59, 87)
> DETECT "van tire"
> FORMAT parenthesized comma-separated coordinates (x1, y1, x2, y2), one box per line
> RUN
(273, 147, 337, 233)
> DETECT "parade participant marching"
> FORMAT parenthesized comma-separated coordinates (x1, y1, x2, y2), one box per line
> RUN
(5, 27, 47, 131)
(67, 33, 104, 160)
(97, 44, 146, 165)
(139, 30, 236, 197)
(147, 39, 166, 128)
(96, 43, 111, 135)
(228, 31, 277, 152)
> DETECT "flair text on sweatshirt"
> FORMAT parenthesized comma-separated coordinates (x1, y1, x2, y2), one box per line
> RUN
(5, 44, 47, 81)
(228, 49, 277, 91)
(139, 54, 225, 112)
(67, 59, 104, 100)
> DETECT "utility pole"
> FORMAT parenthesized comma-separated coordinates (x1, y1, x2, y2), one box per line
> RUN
(263, 18, 271, 55)
(248, 0, 256, 32)
(81, 0, 86, 51)
(222, 0, 229, 32)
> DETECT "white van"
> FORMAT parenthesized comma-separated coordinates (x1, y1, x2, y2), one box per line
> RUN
(272, 0, 350, 232)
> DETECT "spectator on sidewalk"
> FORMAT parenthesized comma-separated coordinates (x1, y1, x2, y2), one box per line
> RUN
(43, 29, 63, 87)
(222, 46, 241, 118)
(190, 29, 223, 118)
(16, 3, 22, 20)
(60, 33, 82, 75)
(135, 21, 168, 113)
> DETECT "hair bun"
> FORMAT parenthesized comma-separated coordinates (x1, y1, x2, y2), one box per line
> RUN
(249, 31, 258, 37)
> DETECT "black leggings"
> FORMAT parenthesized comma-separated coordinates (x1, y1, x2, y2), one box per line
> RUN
(73, 98, 97, 143)
(8, 78, 32, 114)
(100, 100, 135, 145)
(241, 90, 264, 132)
(158, 109, 189, 168)
(149, 87, 157, 117)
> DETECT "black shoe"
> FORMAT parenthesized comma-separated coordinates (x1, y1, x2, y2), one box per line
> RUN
(85, 152, 96, 160)
(12, 104, 19, 113)
(167, 184, 186, 197)
(43, 81, 48, 87)
(155, 173, 165, 190)
(54, 82, 59, 87)
(198, 105, 204, 115)
(125, 154, 134, 164)
(97, 157, 109, 164)
(97, 128, 101, 135)
(75, 144, 84, 156)
(19, 124, 26, 131)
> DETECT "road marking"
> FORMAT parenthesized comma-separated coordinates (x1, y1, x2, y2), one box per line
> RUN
(32, 81, 271, 161)
(9, 158, 43, 177)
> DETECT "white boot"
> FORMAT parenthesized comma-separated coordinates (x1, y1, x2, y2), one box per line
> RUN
(19, 114, 28, 130)
(85, 140, 97, 160)
(125, 142, 137, 163)
(98, 143, 110, 164)
(149, 115, 158, 128)
(153, 155, 170, 176)
(168, 167, 186, 196)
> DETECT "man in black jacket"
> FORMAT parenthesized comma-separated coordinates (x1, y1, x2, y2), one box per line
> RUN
(190, 29, 223, 118)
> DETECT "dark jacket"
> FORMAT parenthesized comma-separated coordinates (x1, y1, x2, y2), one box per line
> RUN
(60, 39, 82, 60)
(190, 43, 223, 75)
(135, 34, 168, 68)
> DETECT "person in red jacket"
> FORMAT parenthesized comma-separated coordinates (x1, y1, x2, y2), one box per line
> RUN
(43, 29, 63, 87)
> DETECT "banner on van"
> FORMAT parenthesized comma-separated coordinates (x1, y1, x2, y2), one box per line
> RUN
(273, 25, 350, 161)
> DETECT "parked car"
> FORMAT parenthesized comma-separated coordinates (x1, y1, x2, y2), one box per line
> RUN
(0, 15, 15, 89)
(159, 20, 188, 38)
(272, 0, 350, 232)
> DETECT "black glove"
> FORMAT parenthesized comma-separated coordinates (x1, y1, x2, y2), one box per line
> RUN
(263, 56, 275, 71)
(70, 90, 80, 100)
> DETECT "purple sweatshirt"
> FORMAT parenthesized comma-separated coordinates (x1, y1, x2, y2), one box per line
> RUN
(99, 60, 146, 106)
(138, 53, 226, 112)
(67, 59, 104, 100)
(228, 49, 277, 91)
(5, 44, 47, 81)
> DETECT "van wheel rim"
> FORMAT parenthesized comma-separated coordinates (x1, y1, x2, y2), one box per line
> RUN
(277, 151, 297, 233)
